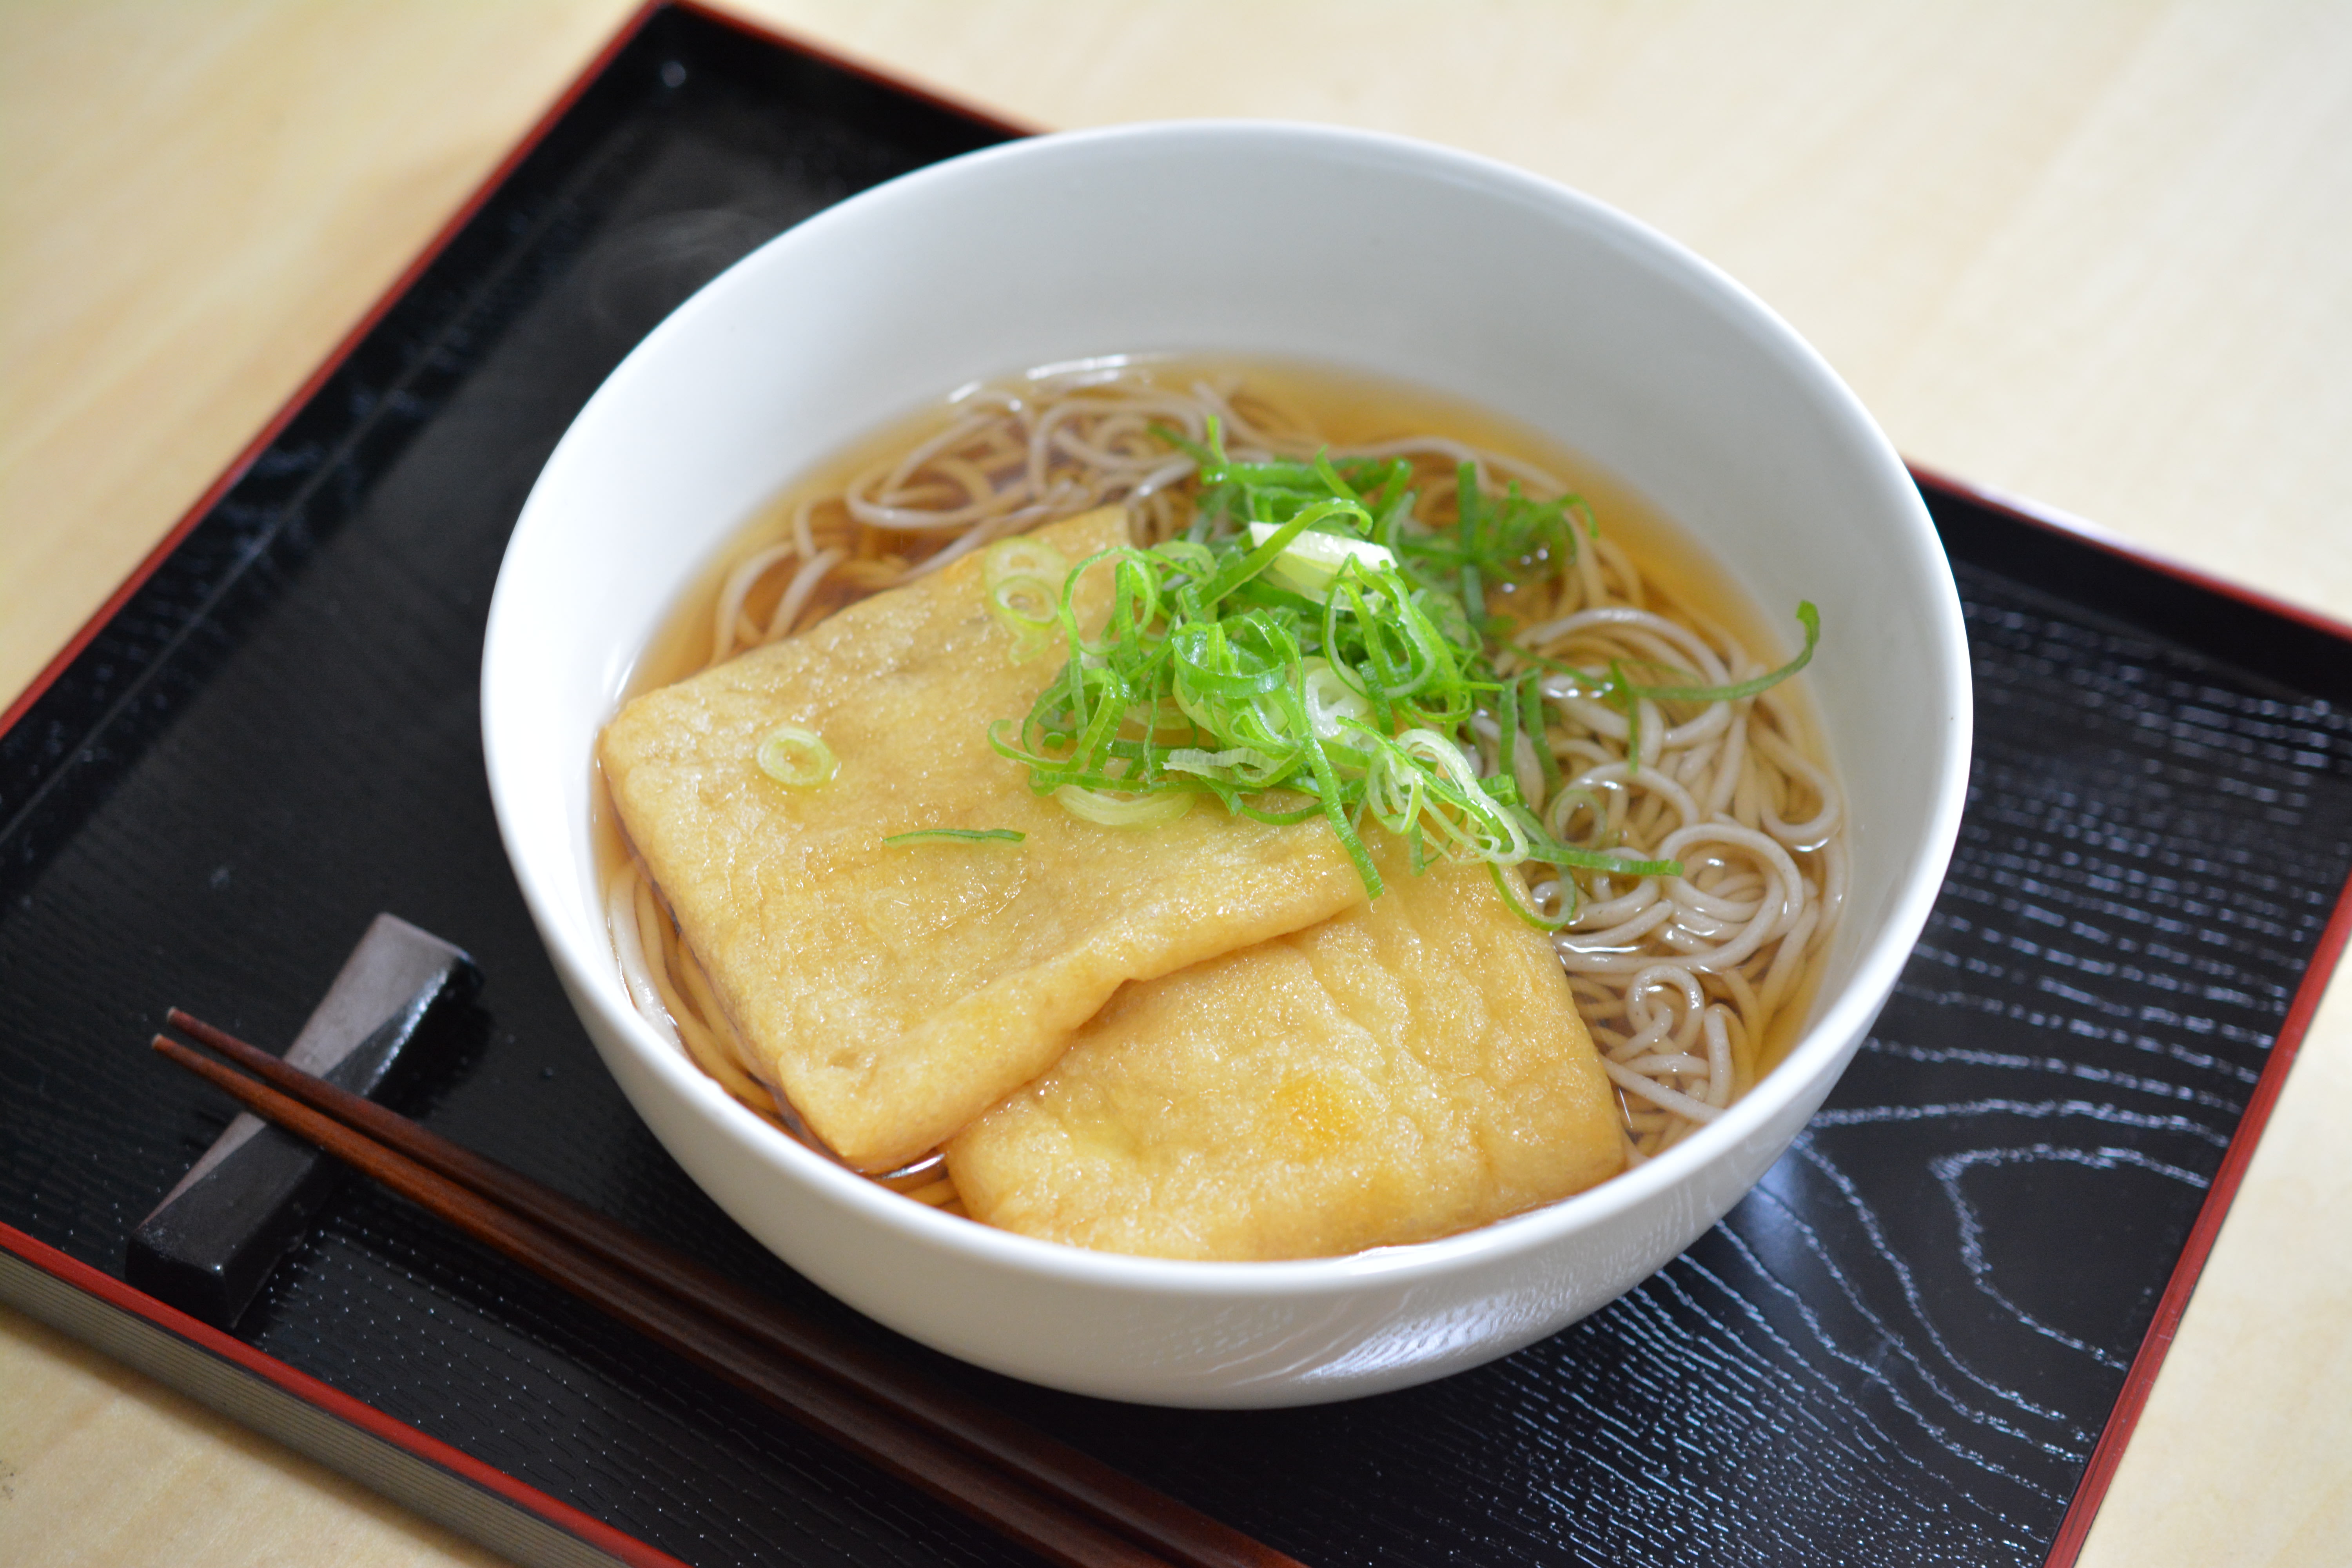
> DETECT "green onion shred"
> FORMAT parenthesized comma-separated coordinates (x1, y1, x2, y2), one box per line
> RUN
(757, 724, 837, 789)
(984, 419, 1820, 926)
(882, 828, 1026, 846)
(984, 538, 1072, 661)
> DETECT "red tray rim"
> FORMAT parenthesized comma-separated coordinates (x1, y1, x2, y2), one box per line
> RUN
(0, 1221, 693, 1568)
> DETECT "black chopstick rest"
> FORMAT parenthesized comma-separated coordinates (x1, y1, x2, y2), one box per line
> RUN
(127, 914, 480, 1328)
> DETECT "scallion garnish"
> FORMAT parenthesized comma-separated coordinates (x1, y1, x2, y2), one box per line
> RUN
(988, 575, 1062, 659)
(985, 535, 1071, 589)
(989, 419, 1820, 924)
(983, 537, 1074, 661)
(757, 724, 837, 788)
(1625, 601, 1820, 704)
(882, 828, 1025, 846)
(1526, 602, 1821, 770)
(1053, 785, 1195, 828)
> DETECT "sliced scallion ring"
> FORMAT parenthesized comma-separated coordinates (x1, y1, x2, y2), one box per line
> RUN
(989, 574, 1060, 633)
(984, 536, 1070, 590)
(1244, 520, 1397, 599)
(1490, 861, 1576, 931)
(757, 724, 837, 788)
(1053, 785, 1195, 828)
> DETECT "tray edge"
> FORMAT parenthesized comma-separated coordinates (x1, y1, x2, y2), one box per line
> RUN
(2041, 866, 2352, 1565)
(0, 1223, 690, 1568)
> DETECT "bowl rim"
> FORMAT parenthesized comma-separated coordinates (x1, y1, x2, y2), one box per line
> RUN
(485, 116, 1975, 1298)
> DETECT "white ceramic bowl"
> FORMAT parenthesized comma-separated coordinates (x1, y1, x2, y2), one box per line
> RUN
(483, 122, 1970, 1407)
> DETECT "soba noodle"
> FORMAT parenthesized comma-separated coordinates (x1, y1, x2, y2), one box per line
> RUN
(607, 359, 1842, 1195)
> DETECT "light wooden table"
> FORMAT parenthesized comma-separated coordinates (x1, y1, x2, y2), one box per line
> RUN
(5, 3, 2350, 1563)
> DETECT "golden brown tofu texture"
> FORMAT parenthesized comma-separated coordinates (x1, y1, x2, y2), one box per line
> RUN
(946, 853, 1625, 1260)
(599, 508, 1368, 1172)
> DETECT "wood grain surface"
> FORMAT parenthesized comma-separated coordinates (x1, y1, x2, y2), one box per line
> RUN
(3, 3, 2348, 1564)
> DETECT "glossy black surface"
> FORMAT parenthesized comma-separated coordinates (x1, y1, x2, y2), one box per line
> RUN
(4, 8, 2350, 1565)
(125, 916, 480, 1328)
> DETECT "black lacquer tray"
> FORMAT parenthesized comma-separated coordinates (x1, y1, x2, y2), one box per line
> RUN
(6, 7, 2351, 1566)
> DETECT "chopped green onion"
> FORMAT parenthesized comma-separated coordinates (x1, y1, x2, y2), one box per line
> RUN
(1624, 601, 1820, 703)
(980, 417, 1800, 921)
(988, 573, 1062, 661)
(984, 536, 1070, 590)
(757, 724, 837, 788)
(991, 575, 1059, 624)
(1519, 673, 1563, 802)
(1490, 861, 1574, 931)
(883, 828, 1025, 846)
(1523, 840, 1684, 878)
(1243, 521, 1397, 598)
(1053, 785, 1196, 827)
(1533, 601, 1821, 773)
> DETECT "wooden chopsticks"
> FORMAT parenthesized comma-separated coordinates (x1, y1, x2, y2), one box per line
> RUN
(153, 1010, 1306, 1568)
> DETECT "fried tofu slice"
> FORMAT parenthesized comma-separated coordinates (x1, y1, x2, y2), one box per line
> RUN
(599, 508, 1367, 1172)
(946, 853, 1625, 1259)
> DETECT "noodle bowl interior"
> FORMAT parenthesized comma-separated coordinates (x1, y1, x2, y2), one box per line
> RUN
(598, 358, 1844, 1256)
